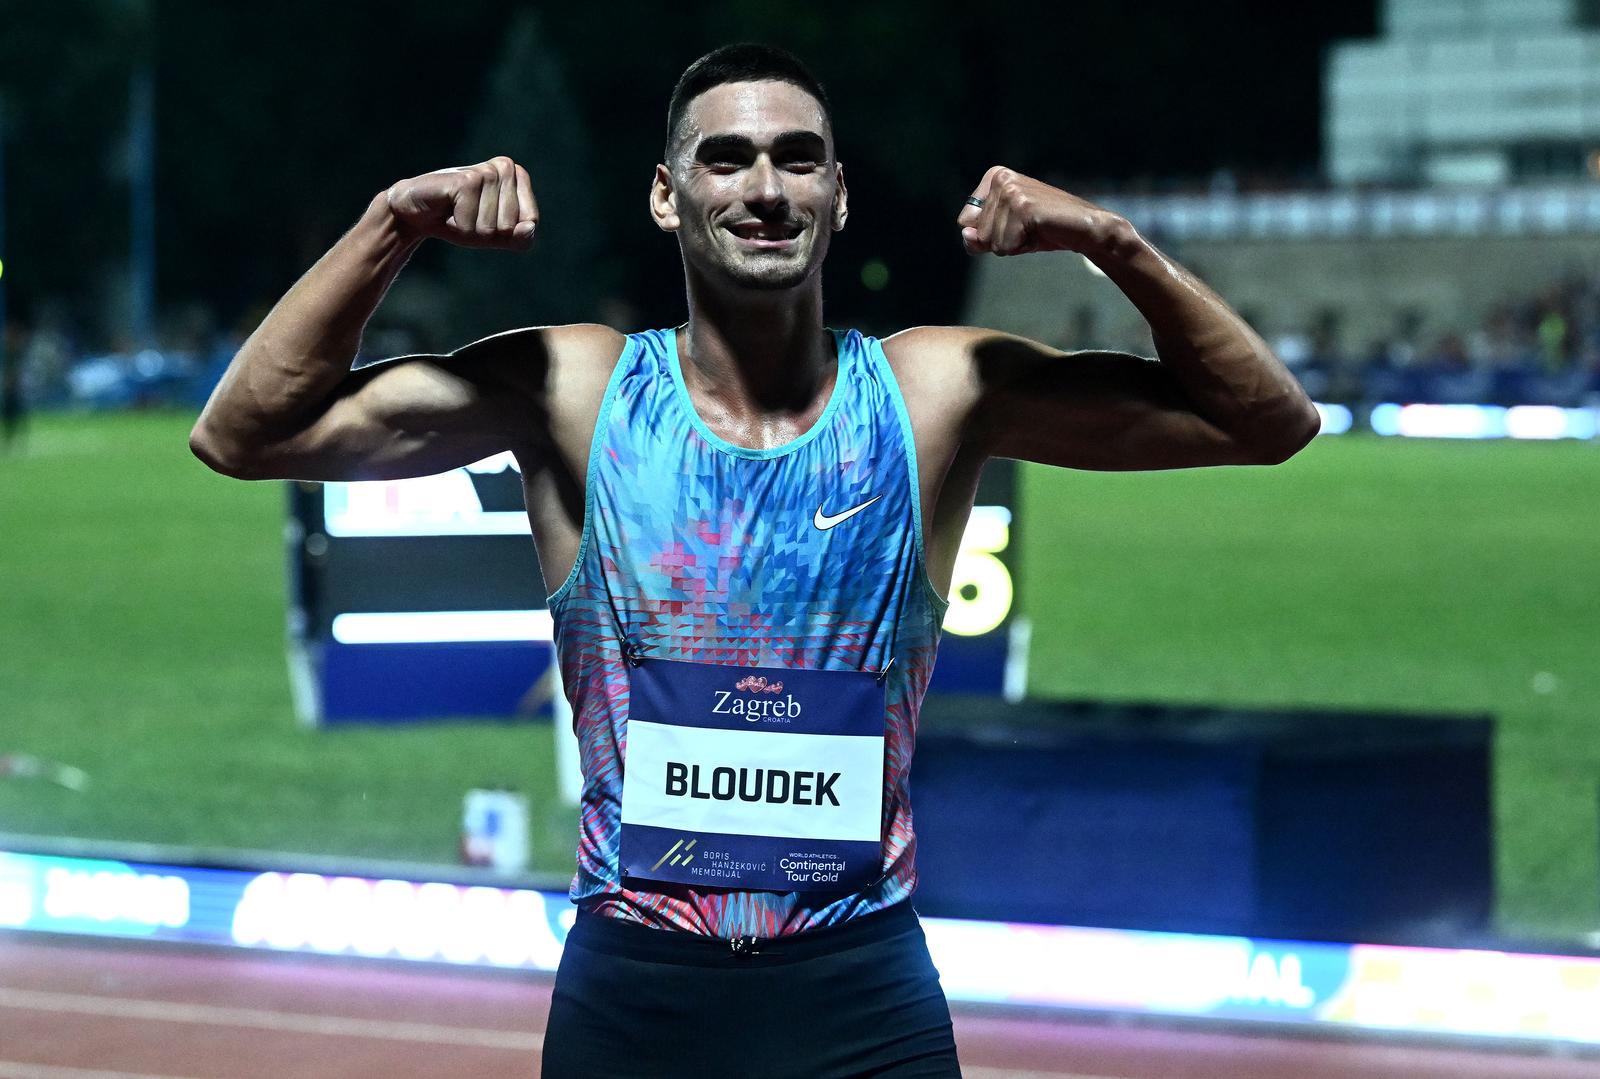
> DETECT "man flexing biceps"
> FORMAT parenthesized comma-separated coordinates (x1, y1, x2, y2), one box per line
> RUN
(193, 44, 1317, 1079)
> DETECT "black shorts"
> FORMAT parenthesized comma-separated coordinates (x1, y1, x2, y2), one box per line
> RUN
(540, 899, 962, 1078)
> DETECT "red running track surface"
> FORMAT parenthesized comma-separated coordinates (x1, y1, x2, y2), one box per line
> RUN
(1, 932, 1595, 1079)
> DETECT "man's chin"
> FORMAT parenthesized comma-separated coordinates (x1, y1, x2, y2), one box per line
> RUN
(721, 258, 813, 292)
(731, 268, 810, 291)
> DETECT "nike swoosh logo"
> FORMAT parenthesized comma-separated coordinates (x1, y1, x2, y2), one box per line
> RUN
(813, 494, 883, 531)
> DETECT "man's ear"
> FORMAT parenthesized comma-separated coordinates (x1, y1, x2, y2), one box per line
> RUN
(831, 161, 849, 232)
(650, 164, 680, 233)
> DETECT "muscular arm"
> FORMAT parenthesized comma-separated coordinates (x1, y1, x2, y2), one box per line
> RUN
(187, 158, 617, 483)
(925, 169, 1321, 472)
(975, 218, 1319, 469)
(203, 325, 574, 483)
(189, 188, 429, 479)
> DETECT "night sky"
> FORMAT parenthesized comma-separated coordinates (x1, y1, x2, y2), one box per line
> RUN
(0, 1, 1378, 344)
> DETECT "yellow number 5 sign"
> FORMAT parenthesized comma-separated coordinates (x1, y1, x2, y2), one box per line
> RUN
(942, 506, 1014, 637)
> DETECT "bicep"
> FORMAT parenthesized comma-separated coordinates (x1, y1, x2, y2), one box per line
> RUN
(966, 336, 1263, 471)
(241, 331, 546, 482)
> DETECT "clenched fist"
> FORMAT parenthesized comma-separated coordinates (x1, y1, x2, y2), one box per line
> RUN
(386, 156, 538, 250)
(957, 166, 1127, 258)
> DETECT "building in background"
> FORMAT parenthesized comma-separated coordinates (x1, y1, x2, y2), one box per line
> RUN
(1327, 0, 1600, 186)
(966, 0, 1600, 412)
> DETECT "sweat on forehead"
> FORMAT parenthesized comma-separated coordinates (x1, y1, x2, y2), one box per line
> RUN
(668, 80, 833, 161)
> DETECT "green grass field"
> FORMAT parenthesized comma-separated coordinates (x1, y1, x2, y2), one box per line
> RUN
(1, 411, 1596, 941)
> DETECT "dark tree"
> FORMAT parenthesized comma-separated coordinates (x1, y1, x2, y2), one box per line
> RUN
(442, 10, 610, 342)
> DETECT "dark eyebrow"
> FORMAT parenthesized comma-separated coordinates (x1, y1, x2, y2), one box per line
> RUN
(693, 130, 828, 162)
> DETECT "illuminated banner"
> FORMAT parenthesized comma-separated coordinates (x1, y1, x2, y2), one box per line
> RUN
(1311, 401, 1598, 440)
(3, 847, 1598, 1045)
(0, 849, 571, 967)
(1368, 402, 1600, 440)
(323, 452, 530, 538)
(1316, 402, 1600, 440)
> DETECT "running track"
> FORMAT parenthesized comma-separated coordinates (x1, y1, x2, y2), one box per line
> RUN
(1, 933, 1594, 1078)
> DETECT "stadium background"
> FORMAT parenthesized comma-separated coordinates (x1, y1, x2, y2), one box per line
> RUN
(1, 1, 1599, 1067)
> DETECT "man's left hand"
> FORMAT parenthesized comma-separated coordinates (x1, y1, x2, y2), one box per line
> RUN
(957, 166, 1127, 258)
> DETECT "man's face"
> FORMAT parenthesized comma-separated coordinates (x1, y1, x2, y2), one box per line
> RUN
(655, 80, 846, 291)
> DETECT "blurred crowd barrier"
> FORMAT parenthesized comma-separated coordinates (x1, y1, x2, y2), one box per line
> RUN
(0, 326, 226, 413)
(3, 270, 1599, 414)
(8, 344, 1596, 418)
(1272, 265, 1600, 408)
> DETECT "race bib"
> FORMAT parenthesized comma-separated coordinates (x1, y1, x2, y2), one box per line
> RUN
(619, 657, 886, 893)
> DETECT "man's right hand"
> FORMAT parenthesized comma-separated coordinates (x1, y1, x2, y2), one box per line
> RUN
(386, 156, 538, 250)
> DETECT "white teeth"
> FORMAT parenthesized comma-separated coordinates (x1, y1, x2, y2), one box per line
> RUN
(733, 225, 797, 240)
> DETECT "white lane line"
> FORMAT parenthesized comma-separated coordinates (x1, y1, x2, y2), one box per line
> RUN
(960, 1062, 1126, 1069)
(0, 1058, 1109, 1079)
(0, 987, 542, 1052)
(0, 1065, 196, 1079)
(0, 990, 1110, 1078)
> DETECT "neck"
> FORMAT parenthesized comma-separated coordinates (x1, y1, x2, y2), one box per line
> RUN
(679, 268, 832, 414)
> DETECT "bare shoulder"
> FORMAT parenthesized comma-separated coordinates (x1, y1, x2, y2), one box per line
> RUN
(881, 323, 1068, 370)
(442, 322, 626, 434)
(445, 322, 627, 399)
(880, 324, 982, 367)
(541, 323, 629, 409)
(879, 325, 1037, 415)
(542, 322, 630, 365)
(883, 324, 1069, 361)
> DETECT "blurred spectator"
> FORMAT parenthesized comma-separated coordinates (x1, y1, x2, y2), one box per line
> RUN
(1271, 329, 1313, 370)
(1387, 309, 1424, 370)
(1421, 332, 1469, 371)
(2, 319, 29, 452)
(20, 317, 72, 409)
(1536, 308, 1568, 373)
(67, 332, 198, 411)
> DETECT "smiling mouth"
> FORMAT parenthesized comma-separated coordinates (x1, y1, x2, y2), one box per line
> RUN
(725, 221, 804, 247)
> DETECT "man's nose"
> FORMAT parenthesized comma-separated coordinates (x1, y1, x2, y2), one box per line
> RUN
(743, 157, 784, 210)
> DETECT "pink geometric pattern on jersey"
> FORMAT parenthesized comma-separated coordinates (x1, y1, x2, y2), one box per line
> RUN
(547, 327, 948, 939)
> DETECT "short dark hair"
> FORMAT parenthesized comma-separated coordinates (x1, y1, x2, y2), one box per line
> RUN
(665, 43, 833, 161)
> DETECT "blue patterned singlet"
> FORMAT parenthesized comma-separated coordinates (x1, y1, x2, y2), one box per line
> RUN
(547, 326, 949, 938)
